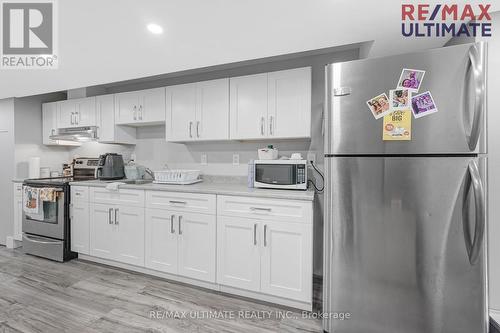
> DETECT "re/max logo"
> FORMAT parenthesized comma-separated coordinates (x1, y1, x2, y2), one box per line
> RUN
(401, 4, 492, 37)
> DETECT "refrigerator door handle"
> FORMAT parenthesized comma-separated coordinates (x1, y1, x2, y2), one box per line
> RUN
(467, 43, 486, 151)
(464, 160, 486, 265)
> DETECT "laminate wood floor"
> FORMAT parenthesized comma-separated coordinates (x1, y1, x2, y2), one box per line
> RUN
(0, 247, 323, 333)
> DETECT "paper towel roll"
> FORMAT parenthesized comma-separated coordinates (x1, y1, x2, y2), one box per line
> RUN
(29, 157, 41, 179)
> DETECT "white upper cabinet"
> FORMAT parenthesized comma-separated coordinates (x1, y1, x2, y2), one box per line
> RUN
(57, 97, 96, 128)
(230, 67, 311, 140)
(268, 67, 311, 139)
(166, 83, 197, 141)
(42, 102, 80, 146)
(115, 87, 165, 125)
(166, 78, 229, 142)
(96, 94, 136, 145)
(230, 73, 268, 140)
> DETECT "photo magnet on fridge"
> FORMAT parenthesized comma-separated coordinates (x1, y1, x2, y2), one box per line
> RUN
(383, 109, 412, 141)
(366, 93, 391, 119)
(397, 69, 425, 92)
(389, 89, 411, 111)
(411, 91, 438, 119)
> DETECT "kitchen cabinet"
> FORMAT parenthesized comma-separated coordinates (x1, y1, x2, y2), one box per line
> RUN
(166, 78, 229, 141)
(42, 103, 80, 146)
(114, 87, 165, 125)
(96, 94, 136, 145)
(229, 73, 268, 140)
(57, 97, 96, 128)
(145, 208, 216, 282)
(90, 202, 145, 266)
(71, 186, 90, 254)
(217, 216, 261, 291)
(229, 67, 311, 140)
(13, 183, 23, 242)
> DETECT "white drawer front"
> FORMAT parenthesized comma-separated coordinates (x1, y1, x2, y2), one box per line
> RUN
(71, 186, 89, 202)
(13, 183, 23, 198)
(146, 191, 216, 215)
(217, 196, 312, 223)
(90, 188, 145, 207)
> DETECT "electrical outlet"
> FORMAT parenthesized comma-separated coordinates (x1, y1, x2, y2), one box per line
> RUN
(201, 154, 208, 165)
(307, 153, 316, 165)
(232, 154, 240, 166)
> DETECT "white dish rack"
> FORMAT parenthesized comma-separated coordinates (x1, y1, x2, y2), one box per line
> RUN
(153, 169, 202, 185)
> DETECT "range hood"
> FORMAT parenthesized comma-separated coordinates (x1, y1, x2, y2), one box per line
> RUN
(50, 126, 98, 142)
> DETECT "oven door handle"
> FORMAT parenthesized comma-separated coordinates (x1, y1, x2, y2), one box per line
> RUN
(23, 234, 63, 245)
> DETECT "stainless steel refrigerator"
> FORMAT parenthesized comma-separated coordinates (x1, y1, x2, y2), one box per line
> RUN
(323, 42, 488, 333)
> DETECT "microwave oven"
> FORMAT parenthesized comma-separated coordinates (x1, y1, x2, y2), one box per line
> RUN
(254, 160, 307, 190)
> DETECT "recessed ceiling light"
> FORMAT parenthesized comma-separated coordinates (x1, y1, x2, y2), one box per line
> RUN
(147, 23, 163, 34)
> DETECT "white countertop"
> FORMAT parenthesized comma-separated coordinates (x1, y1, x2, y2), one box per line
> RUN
(12, 179, 25, 183)
(69, 180, 315, 201)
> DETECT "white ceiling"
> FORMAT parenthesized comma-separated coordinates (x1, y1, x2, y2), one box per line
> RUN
(0, 0, 497, 99)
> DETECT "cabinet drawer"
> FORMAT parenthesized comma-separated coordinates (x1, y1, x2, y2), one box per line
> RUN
(13, 183, 23, 198)
(146, 191, 216, 215)
(217, 196, 312, 223)
(71, 186, 89, 202)
(90, 188, 145, 207)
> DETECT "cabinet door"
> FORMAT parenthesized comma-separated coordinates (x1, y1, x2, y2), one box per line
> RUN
(229, 73, 268, 140)
(166, 83, 197, 141)
(96, 94, 114, 142)
(178, 212, 216, 282)
(71, 201, 90, 254)
(140, 88, 165, 123)
(90, 203, 116, 260)
(75, 97, 96, 127)
(145, 209, 178, 274)
(13, 197, 23, 241)
(115, 92, 139, 124)
(196, 78, 229, 140)
(42, 103, 58, 145)
(57, 100, 77, 128)
(115, 205, 145, 266)
(268, 67, 311, 139)
(260, 220, 312, 302)
(217, 216, 261, 291)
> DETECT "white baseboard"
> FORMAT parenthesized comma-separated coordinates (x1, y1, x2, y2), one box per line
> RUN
(6, 236, 22, 249)
(78, 254, 312, 311)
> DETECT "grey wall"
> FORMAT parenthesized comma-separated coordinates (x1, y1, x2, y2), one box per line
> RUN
(0, 98, 15, 245)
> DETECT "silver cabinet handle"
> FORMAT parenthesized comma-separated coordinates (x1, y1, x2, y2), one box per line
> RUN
(170, 215, 176, 234)
(114, 208, 119, 225)
(189, 121, 193, 138)
(264, 224, 268, 247)
(71, 112, 75, 125)
(196, 121, 200, 138)
(250, 207, 272, 212)
(178, 216, 183, 235)
(75, 192, 81, 196)
(133, 106, 137, 120)
(467, 42, 486, 151)
(169, 200, 187, 205)
(51, 129, 55, 136)
(253, 223, 257, 246)
(76, 111, 80, 125)
(465, 160, 486, 265)
(139, 105, 143, 120)
(108, 208, 113, 224)
(269, 116, 274, 136)
(260, 117, 265, 136)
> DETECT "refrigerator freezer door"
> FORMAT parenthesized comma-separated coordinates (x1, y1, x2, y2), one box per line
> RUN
(325, 42, 487, 155)
(323, 156, 487, 333)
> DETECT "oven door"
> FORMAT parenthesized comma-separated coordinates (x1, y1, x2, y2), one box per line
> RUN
(254, 163, 299, 189)
(22, 189, 65, 240)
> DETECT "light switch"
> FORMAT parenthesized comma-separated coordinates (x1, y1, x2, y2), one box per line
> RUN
(201, 154, 208, 165)
(232, 154, 240, 166)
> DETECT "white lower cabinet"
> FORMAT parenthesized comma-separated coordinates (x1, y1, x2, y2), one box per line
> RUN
(145, 208, 216, 283)
(217, 216, 261, 292)
(90, 202, 145, 266)
(71, 187, 90, 254)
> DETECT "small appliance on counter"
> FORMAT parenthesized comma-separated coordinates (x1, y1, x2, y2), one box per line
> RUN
(95, 153, 125, 180)
(254, 159, 307, 190)
(258, 145, 279, 160)
(124, 161, 147, 180)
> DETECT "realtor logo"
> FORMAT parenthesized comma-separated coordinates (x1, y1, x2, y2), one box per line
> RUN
(1, 0, 58, 69)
